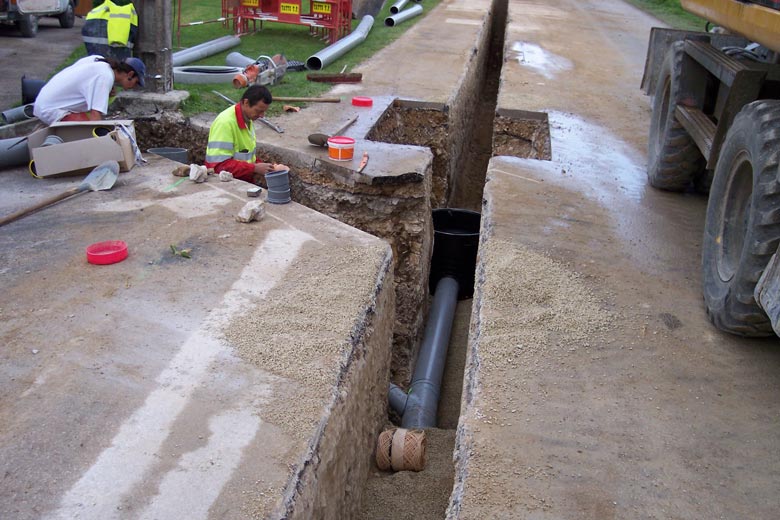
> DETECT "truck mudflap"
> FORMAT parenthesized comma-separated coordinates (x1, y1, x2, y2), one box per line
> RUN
(754, 249, 780, 337)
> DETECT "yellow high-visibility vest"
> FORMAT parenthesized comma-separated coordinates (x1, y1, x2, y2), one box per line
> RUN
(205, 104, 257, 165)
(107, 2, 137, 47)
(83, 0, 138, 48)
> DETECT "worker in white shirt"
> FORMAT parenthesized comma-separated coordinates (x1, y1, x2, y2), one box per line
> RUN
(33, 56, 146, 126)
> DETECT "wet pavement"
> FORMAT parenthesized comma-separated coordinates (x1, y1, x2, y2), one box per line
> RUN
(450, 0, 780, 518)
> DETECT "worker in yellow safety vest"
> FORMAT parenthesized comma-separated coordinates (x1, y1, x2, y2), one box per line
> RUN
(82, 0, 139, 61)
(205, 85, 279, 184)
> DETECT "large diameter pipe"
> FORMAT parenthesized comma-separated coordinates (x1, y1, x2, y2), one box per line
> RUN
(172, 35, 235, 65)
(172, 35, 241, 66)
(225, 51, 257, 68)
(400, 276, 459, 429)
(306, 15, 374, 71)
(1, 104, 35, 125)
(389, 0, 409, 14)
(385, 4, 423, 27)
(0, 137, 30, 169)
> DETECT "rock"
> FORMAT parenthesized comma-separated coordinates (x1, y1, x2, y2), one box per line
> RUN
(236, 200, 266, 223)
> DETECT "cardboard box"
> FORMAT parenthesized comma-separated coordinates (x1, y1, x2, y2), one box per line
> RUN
(27, 120, 137, 177)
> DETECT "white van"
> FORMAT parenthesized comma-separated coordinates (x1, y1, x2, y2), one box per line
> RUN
(0, 0, 77, 38)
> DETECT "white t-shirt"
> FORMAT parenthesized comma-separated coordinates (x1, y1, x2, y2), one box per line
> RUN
(33, 57, 114, 125)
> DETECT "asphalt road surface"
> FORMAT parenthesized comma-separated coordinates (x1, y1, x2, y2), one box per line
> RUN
(0, 16, 84, 113)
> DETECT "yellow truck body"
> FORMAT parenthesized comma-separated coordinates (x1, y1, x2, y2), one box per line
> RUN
(682, 0, 780, 52)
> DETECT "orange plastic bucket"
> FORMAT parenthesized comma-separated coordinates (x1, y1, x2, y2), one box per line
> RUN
(327, 136, 355, 161)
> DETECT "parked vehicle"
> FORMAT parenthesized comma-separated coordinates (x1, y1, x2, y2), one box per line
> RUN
(0, 0, 76, 37)
(642, 0, 780, 337)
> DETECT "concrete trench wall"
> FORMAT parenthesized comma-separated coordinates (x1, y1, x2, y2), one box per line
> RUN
(253, 141, 435, 385)
(275, 254, 396, 519)
(367, 101, 450, 208)
(364, 10, 493, 212)
(132, 113, 435, 384)
(134, 111, 208, 164)
(493, 108, 551, 159)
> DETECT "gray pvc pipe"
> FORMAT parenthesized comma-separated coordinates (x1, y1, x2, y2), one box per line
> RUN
(388, 383, 408, 415)
(172, 36, 231, 66)
(1, 104, 35, 125)
(389, 0, 409, 14)
(0, 137, 30, 169)
(172, 35, 241, 66)
(385, 4, 423, 27)
(225, 52, 256, 68)
(392, 276, 459, 429)
(306, 15, 374, 71)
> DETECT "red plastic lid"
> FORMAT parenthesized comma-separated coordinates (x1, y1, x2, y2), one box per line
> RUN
(351, 96, 373, 107)
(86, 240, 128, 265)
(327, 136, 356, 145)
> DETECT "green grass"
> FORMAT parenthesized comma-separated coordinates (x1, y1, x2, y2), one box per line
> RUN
(171, 0, 440, 116)
(57, 0, 708, 115)
(625, 0, 707, 31)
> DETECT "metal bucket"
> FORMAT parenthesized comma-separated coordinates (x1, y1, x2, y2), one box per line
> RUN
(147, 147, 188, 164)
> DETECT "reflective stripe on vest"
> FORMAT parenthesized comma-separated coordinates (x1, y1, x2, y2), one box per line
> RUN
(106, 3, 137, 47)
(205, 107, 257, 166)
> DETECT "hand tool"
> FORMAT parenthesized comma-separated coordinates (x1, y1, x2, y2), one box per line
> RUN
(308, 115, 359, 147)
(0, 160, 119, 227)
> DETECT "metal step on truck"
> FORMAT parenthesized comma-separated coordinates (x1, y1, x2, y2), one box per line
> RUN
(642, 0, 780, 337)
(0, 0, 76, 37)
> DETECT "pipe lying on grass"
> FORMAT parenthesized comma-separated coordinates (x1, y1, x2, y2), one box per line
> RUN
(390, 0, 410, 14)
(306, 16, 375, 71)
(385, 4, 423, 27)
(172, 35, 241, 67)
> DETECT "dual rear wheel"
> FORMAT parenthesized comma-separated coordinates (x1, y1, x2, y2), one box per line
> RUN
(649, 44, 780, 336)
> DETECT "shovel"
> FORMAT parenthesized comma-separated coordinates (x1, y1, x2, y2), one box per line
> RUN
(0, 160, 119, 228)
(308, 115, 359, 147)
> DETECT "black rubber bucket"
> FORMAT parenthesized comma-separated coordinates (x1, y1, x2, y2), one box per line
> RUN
(21, 76, 46, 105)
(429, 208, 481, 299)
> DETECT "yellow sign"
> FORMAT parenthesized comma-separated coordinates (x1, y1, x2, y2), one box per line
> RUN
(241, 0, 259, 6)
(312, 2, 331, 14)
(280, 2, 300, 14)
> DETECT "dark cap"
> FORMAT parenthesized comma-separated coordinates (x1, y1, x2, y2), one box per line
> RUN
(124, 57, 146, 87)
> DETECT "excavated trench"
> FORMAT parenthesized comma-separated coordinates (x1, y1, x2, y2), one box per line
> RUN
(126, 0, 553, 514)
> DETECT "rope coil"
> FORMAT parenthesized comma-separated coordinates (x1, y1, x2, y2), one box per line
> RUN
(376, 427, 426, 472)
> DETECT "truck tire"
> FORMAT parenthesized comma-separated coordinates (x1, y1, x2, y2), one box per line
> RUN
(647, 41, 705, 191)
(17, 14, 39, 38)
(58, 1, 75, 29)
(702, 100, 780, 336)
